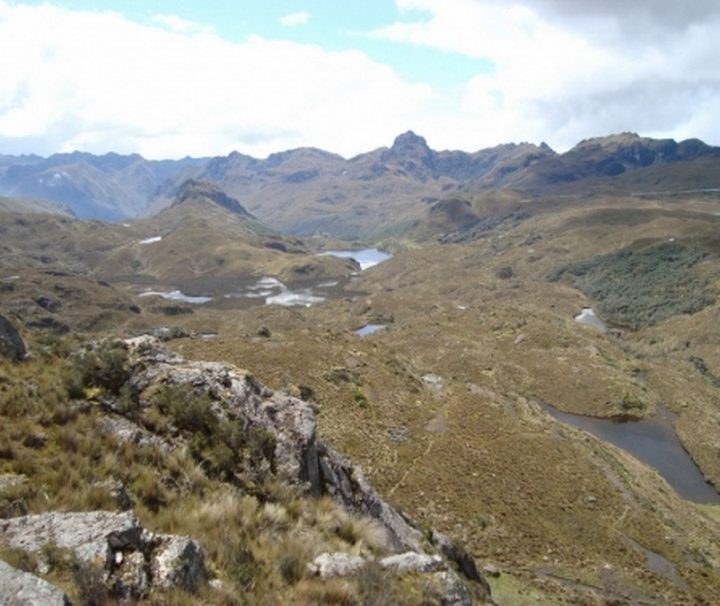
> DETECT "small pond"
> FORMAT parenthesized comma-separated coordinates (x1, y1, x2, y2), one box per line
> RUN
(138, 290, 212, 304)
(540, 402, 720, 503)
(575, 307, 608, 331)
(318, 248, 391, 270)
(355, 324, 385, 337)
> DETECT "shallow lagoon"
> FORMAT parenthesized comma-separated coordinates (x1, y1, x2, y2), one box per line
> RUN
(540, 402, 720, 503)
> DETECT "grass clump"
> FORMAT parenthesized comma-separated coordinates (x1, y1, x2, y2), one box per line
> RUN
(351, 386, 369, 408)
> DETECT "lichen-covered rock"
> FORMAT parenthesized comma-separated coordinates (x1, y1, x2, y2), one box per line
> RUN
(112, 551, 149, 599)
(124, 336, 317, 487)
(0, 314, 27, 362)
(307, 552, 366, 578)
(379, 552, 444, 573)
(0, 511, 207, 598)
(0, 511, 142, 567)
(0, 560, 70, 606)
(150, 535, 205, 591)
(95, 415, 170, 452)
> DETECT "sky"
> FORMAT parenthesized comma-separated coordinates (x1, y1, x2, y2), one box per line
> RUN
(1, 0, 719, 159)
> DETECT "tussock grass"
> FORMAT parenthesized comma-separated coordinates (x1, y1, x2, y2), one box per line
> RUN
(0, 341, 432, 605)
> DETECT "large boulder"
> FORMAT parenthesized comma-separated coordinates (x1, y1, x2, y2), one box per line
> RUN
(0, 511, 205, 598)
(0, 511, 143, 567)
(0, 314, 27, 361)
(0, 560, 70, 606)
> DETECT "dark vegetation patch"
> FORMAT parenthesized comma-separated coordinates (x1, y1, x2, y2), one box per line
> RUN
(438, 210, 529, 244)
(689, 356, 720, 388)
(549, 240, 716, 329)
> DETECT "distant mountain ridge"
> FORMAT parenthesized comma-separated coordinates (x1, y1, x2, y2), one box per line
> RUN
(2, 132, 719, 236)
(0, 151, 205, 221)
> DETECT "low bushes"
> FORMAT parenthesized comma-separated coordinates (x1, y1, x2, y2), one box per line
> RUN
(549, 240, 716, 329)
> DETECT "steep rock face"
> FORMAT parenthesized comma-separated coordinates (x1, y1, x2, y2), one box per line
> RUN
(0, 560, 70, 606)
(0, 314, 27, 361)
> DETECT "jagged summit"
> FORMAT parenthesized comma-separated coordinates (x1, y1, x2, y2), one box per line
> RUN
(390, 131, 431, 153)
(172, 179, 254, 219)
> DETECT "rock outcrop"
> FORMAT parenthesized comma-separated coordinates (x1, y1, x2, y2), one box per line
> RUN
(0, 511, 205, 599)
(122, 336, 427, 553)
(0, 314, 27, 361)
(74, 336, 492, 603)
(0, 560, 70, 606)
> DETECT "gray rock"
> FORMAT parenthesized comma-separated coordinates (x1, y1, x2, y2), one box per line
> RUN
(150, 535, 205, 591)
(123, 337, 315, 486)
(433, 570, 474, 606)
(95, 415, 170, 452)
(0, 314, 27, 362)
(0, 474, 27, 492)
(307, 552, 366, 578)
(431, 530, 490, 589)
(379, 552, 444, 573)
(0, 511, 143, 567)
(0, 511, 207, 598)
(0, 560, 70, 606)
(112, 551, 149, 599)
(150, 326, 191, 342)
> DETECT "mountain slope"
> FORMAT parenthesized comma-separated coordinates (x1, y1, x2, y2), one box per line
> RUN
(0, 195, 74, 217)
(0, 152, 206, 220)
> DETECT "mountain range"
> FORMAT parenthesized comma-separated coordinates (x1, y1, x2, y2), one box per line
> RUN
(1, 132, 719, 237)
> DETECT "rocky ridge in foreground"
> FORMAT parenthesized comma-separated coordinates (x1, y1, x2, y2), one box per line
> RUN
(0, 336, 493, 604)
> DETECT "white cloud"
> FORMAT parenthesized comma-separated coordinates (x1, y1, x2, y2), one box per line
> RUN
(0, 0, 718, 159)
(280, 11, 310, 27)
(0, 2, 434, 158)
(153, 13, 213, 35)
(371, 0, 720, 150)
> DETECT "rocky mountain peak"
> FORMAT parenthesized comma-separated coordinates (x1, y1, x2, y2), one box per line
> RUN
(173, 179, 254, 219)
(390, 131, 432, 156)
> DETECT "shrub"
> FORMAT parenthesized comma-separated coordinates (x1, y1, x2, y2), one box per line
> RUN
(64, 341, 129, 397)
(154, 385, 275, 482)
(620, 393, 647, 413)
(352, 386, 369, 408)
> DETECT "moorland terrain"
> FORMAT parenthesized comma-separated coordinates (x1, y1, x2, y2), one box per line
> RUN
(1, 132, 720, 605)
